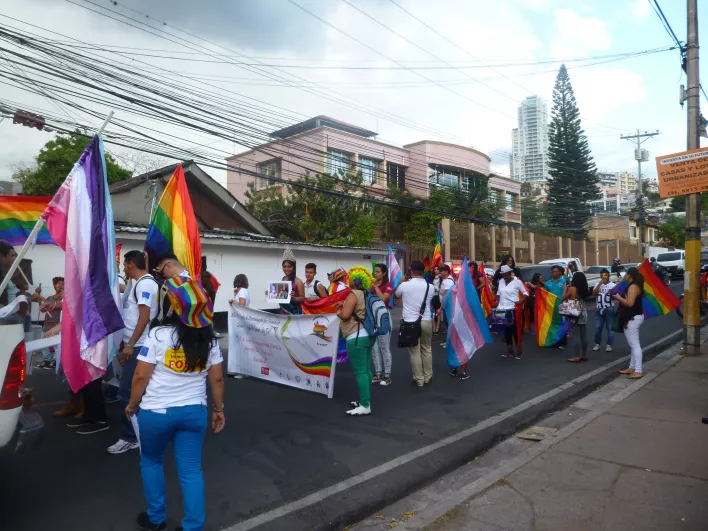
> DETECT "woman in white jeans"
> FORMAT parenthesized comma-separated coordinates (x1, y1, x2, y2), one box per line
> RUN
(613, 267, 645, 379)
(370, 263, 394, 386)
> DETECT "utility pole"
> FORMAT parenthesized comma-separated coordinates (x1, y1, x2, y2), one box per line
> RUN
(684, 0, 701, 355)
(620, 129, 660, 258)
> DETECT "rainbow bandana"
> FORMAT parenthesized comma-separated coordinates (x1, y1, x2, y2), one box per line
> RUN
(164, 277, 214, 328)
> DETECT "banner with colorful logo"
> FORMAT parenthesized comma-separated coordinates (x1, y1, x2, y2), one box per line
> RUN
(227, 305, 338, 398)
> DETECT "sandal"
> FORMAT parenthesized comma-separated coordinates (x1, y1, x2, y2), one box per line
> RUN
(566, 356, 588, 363)
(618, 368, 634, 375)
(626, 372, 643, 379)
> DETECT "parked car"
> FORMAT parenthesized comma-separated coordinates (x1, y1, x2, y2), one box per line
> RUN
(538, 257, 584, 272)
(656, 250, 685, 279)
(584, 265, 610, 287)
(519, 264, 555, 284)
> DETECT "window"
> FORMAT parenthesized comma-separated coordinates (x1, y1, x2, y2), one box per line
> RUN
(387, 162, 405, 189)
(327, 149, 350, 175)
(629, 226, 637, 238)
(256, 159, 280, 189)
(657, 252, 681, 261)
(506, 193, 515, 211)
(358, 156, 377, 185)
(490, 189, 498, 203)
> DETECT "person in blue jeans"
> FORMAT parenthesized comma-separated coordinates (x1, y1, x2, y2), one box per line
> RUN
(126, 277, 225, 531)
(591, 269, 616, 353)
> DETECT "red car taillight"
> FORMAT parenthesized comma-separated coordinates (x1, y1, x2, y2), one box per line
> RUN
(0, 341, 26, 410)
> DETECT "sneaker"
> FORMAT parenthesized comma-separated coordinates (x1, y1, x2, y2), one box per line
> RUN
(136, 512, 167, 531)
(380, 377, 392, 386)
(66, 418, 88, 428)
(76, 422, 109, 435)
(514, 352, 523, 360)
(413, 380, 424, 387)
(346, 404, 371, 416)
(459, 372, 470, 380)
(592, 344, 600, 351)
(449, 368, 458, 377)
(107, 438, 139, 455)
(229, 374, 245, 379)
(440, 342, 447, 347)
(501, 352, 514, 358)
(371, 374, 383, 384)
(606, 345, 613, 352)
(558, 345, 565, 351)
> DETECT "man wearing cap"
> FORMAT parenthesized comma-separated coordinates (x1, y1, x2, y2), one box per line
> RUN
(495, 264, 528, 359)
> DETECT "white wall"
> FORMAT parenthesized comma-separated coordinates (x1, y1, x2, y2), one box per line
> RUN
(24, 234, 386, 315)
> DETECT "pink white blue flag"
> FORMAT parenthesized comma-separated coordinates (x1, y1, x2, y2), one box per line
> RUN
(443, 255, 492, 368)
(42, 135, 124, 392)
(388, 246, 402, 290)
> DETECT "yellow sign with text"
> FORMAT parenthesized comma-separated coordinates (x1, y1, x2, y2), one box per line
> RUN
(655, 146, 708, 198)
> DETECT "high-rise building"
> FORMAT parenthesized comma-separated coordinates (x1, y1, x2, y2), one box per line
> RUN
(510, 96, 549, 184)
(617, 171, 637, 195)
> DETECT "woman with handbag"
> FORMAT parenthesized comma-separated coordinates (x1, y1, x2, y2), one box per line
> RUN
(495, 265, 528, 359)
(613, 267, 645, 379)
(563, 272, 589, 363)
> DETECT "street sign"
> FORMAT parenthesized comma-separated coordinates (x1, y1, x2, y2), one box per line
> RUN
(655, 146, 708, 198)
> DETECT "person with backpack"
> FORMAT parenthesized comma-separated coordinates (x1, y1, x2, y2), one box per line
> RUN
(107, 250, 161, 454)
(304, 263, 328, 300)
(371, 263, 394, 386)
(336, 266, 380, 416)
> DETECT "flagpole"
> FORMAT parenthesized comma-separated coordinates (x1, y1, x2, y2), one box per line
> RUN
(0, 111, 115, 298)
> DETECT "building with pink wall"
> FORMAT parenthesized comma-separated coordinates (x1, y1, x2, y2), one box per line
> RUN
(226, 115, 520, 224)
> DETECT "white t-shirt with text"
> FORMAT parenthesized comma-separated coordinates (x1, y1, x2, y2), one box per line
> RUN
(395, 278, 435, 322)
(497, 278, 528, 310)
(122, 274, 160, 346)
(137, 326, 223, 410)
(594, 281, 617, 312)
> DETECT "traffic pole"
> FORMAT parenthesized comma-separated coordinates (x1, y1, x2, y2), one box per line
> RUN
(684, 0, 701, 355)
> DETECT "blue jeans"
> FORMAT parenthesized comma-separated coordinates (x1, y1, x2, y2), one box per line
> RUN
(118, 347, 139, 442)
(594, 308, 615, 346)
(138, 405, 208, 531)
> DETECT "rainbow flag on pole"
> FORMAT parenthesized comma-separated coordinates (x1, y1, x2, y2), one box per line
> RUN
(534, 288, 570, 347)
(0, 196, 55, 245)
(144, 164, 202, 277)
(432, 224, 443, 269)
(479, 262, 494, 318)
(611, 258, 680, 318)
(423, 255, 432, 283)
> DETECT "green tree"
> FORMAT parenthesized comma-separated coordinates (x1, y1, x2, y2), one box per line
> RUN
(521, 196, 547, 227)
(658, 215, 686, 248)
(12, 133, 132, 195)
(546, 64, 600, 231)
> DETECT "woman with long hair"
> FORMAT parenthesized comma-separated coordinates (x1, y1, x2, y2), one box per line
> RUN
(337, 266, 376, 416)
(525, 272, 545, 331)
(613, 267, 645, 379)
(370, 263, 393, 386)
(279, 249, 305, 315)
(564, 272, 589, 363)
(126, 277, 225, 531)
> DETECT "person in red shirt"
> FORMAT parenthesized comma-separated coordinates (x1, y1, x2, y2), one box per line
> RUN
(371, 263, 394, 386)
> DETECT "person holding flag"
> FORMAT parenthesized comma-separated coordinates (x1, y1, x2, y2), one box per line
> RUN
(495, 265, 528, 359)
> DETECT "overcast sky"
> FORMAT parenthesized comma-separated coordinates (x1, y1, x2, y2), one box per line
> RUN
(0, 0, 704, 187)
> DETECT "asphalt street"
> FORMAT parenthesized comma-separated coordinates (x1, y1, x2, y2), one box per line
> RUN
(0, 282, 690, 531)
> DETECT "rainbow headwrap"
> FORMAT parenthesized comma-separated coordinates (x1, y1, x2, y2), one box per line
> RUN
(348, 266, 373, 290)
(327, 268, 349, 295)
(165, 277, 214, 328)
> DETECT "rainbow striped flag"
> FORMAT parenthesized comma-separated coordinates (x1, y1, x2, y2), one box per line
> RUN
(423, 255, 432, 283)
(611, 259, 680, 318)
(302, 289, 351, 364)
(144, 164, 202, 277)
(479, 261, 494, 318)
(534, 288, 570, 347)
(432, 224, 443, 269)
(0, 196, 55, 245)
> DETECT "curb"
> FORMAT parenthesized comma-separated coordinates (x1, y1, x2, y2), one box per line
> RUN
(225, 325, 696, 531)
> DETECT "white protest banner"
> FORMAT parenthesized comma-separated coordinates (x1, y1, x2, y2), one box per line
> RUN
(227, 305, 339, 398)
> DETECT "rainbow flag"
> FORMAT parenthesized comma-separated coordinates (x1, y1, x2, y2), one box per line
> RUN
(611, 259, 680, 318)
(0, 196, 55, 245)
(432, 224, 443, 269)
(479, 261, 494, 318)
(303, 289, 351, 364)
(144, 164, 202, 277)
(534, 287, 570, 347)
(423, 255, 432, 283)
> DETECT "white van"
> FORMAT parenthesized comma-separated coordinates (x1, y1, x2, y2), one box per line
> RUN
(655, 250, 685, 278)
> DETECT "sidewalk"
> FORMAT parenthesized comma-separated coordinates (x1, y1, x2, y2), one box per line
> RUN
(351, 333, 708, 531)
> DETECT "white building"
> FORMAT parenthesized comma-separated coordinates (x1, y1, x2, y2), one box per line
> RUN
(617, 171, 637, 195)
(511, 96, 549, 184)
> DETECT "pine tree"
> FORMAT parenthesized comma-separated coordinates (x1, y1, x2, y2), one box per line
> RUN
(546, 64, 600, 231)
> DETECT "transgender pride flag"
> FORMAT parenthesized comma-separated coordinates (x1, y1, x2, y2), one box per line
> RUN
(42, 136, 124, 392)
(388, 247, 402, 289)
(443, 255, 492, 369)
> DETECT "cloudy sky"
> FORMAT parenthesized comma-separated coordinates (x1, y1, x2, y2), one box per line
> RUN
(0, 0, 704, 187)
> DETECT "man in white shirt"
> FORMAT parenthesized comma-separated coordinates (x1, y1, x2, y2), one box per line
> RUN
(395, 260, 436, 387)
(592, 268, 616, 352)
(108, 250, 160, 455)
(304, 262, 328, 300)
(437, 264, 455, 345)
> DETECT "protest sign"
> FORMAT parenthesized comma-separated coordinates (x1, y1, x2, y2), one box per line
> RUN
(227, 305, 338, 398)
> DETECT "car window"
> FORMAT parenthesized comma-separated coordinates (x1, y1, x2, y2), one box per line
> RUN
(520, 265, 554, 281)
(657, 252, 681, 261)
(585, 266, 605, 274)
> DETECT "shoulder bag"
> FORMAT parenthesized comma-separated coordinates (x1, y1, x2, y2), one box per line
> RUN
(398, 283, 430, 348)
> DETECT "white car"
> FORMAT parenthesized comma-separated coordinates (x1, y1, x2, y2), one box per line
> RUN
(538, 257, 584, 273)
(656, 250, 685, 279)
(0, 323, 27, 450)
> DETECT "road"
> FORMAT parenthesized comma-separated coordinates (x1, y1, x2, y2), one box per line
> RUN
(0, 282, 690, 531)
